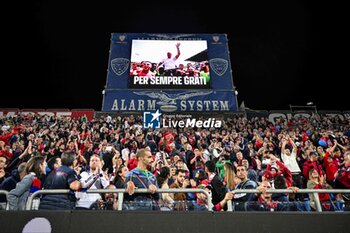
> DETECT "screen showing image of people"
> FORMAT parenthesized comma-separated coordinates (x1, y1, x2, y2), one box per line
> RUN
(129, 40, 211, 89)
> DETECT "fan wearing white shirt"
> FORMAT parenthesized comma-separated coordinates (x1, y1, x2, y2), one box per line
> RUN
(156, 43, 181, 76)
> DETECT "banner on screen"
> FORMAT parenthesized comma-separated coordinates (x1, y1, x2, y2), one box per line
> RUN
(106, 33, 234, 90)
(129, 40, 210, 89)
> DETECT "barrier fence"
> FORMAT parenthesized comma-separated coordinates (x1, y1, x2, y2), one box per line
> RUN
(0, 190, 9, 210)
(26, 188, 213, 211)
(226, 189, 350, 212)
(0, 190, 9, 198)
(23, 188, 350, 212)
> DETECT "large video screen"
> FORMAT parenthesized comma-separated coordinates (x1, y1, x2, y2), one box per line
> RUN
(129, 40, 211, 89)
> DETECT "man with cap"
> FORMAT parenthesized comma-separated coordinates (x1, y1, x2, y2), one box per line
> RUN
(266, 154, 293, 188)
(262, 170, 273, 183)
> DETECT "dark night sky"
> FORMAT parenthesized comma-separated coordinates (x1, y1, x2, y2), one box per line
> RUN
(3, 1, 348, 111)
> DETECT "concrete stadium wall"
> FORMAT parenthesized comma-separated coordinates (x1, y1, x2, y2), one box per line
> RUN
(0, 211, 349, 233)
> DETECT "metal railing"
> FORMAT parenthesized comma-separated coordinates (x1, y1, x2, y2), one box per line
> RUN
(0, 190, 9, 210)
(25, 189, 70, 210)
(24, 188, 350, 212)
(26, 188, 212, 211)
(226, 189, 350, 212)
(0, 190, 9, 198)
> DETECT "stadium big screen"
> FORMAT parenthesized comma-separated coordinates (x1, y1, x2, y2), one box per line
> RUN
(103, 33, 238, 112)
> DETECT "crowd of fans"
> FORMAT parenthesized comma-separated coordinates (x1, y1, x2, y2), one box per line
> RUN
(130, 61, 210, 80)
(0, 112, 349, 211)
